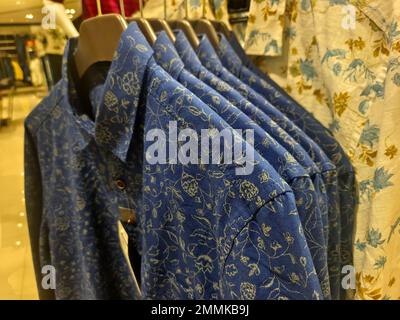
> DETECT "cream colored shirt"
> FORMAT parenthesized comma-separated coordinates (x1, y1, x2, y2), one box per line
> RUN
(136, 0, 221, 21)
(246, 0, 400, 300)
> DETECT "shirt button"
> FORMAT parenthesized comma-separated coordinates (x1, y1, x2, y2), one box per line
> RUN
(115, 179, 126, 190)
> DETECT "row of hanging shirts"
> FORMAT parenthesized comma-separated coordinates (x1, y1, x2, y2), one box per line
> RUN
(23, 0, 356, 301)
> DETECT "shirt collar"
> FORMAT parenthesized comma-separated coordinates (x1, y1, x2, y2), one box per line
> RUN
(196, 34, 224, 74)
(61, 23, 154, 161)
(354, 0, 397, 42)
(153, 31, 184, 79)
(217, 33, 243, 77)
(94, 22, 154, 162)
(173, 30, 202, 75)
(60, 37, 96, 151)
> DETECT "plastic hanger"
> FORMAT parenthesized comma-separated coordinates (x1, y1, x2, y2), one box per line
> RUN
(126, 0, 157, 45)
(147, 0, 176, 43)
(189, 19, 219, 48)
(74, 0, 127, 78)
(168, 19, 199, 48)
(187, 0, 219, 49)
(167, 0, 200, 49)
(210, 20, 230, 39)
(148, 19, 176, 42)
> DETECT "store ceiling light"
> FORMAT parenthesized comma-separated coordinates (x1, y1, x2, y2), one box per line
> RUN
(25, 13, 34, 20)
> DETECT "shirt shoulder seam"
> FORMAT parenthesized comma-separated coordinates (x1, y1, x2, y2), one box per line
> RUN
(222, 190, 296, 271)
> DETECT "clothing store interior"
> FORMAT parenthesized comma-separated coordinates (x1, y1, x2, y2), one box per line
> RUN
(0, 0, 399, 300)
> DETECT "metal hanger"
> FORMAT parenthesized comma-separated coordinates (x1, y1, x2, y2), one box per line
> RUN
(168, 0, 199, 49)
(74, 0, 127, 78)
(188, 0, 219, 49)
(126, 0, 157, 45)
(147, 0, 176, 42)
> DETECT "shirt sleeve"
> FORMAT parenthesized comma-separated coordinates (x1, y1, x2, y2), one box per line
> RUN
(244, 0, 287, 56)
(24, 125, 54, 300)
(221, 191, 323, 300)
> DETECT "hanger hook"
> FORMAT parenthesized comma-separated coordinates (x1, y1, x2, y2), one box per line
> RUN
(119, 0, 126, 19)
(202, 0, 206, 18)
(164, 0, 167, 20)
(96, 0, 102, 16)
(185, 0, 188, 19)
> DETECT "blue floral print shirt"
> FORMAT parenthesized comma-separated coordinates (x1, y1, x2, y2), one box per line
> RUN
(173, 31, 330, 234)
(174, 30, 333, 259)
(97, 23, 325, 300)
(154, 31, 330, 298)
(25, 23, 323, 300)
(216, 32, 357, 300)
(194, 34, 340, 299)
(24, 37, 141, 300)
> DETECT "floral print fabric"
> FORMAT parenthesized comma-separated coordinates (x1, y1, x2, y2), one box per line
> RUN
(216, 33, 348, 299)
(154, 31, 330, 298)
(24, 38, 142, 299)
(137, 0, 229, 26)
(95, 23, 323, 299)
(245, 0, 400, 299)
(244, 0, 287, 56)
(195, 35, 344, 298)
(25, 23, 323, 299)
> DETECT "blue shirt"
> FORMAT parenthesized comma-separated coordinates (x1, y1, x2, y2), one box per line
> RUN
(98, 24, 325, 300)
(217, 34, 356, 299)
(173, 32, 330, 238)
(24, 38, 141, 299)
(154, 31, 330, 298)
(197, 33, 341, 299)
(25, 23, 323, 300)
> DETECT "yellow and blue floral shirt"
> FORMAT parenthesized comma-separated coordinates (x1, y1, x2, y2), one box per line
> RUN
(243, 0, 400, 299)
(244, 0, 287, 56)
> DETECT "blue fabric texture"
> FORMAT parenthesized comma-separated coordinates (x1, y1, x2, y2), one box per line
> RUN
(207, 34, 341, 299)
(25, 23, 323, 300)
(154, 31, 330, 298)
(24, 37, 141, 299)
(175, 32, 335, 281)
(173, 31, 330, 232)
(217, 33, 356, 299)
